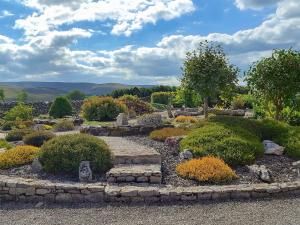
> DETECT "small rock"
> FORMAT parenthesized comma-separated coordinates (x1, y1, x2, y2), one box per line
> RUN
(35, 202, 44, 208)
(247, 164, 273, 183)
(79, 161, 93, 182)
(165, 136, 185, 155)
(179, 149, 193, 160)
(263, 140, 284, 156)
(31, 158, 43, 173)
(292, 160, 300, 168)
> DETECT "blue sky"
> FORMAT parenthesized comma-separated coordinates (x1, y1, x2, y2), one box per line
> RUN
(0, 0, 299, 85)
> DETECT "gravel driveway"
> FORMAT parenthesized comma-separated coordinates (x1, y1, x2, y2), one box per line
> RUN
(1, 197, 300, 225)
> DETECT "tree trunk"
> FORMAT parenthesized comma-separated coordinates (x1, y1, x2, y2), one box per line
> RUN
(204, 97, 209, 119)
(274, 99, 283, 121)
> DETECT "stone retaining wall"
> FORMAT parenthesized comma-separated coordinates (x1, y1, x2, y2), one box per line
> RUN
(0, 101, 83, 117)
(0, 175, 299, 204)
(80, 124, 174, 136)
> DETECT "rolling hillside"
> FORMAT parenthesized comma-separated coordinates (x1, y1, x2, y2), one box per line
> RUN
(0, 82, 152, 102)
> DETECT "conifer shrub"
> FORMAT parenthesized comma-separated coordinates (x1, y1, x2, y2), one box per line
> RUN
(49, 97, 73, 118)
(39, 134, 112, 174)
(175, 116, 198, 123)
(23, 131, 55, 147)
(5, 129, 34, 142)
(0, 145, 40, 169)
(0, 139, 12, 149)
(118, 95, 153, 116)
(53, 120, 75, 132)
(176, 157, 237, 183)
(82, 96, 127, 121)
(150, 127, 188, 142)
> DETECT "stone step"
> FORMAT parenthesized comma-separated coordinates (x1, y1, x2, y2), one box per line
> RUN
(106, 164, 161, 184)
(99, 136, 161, 165)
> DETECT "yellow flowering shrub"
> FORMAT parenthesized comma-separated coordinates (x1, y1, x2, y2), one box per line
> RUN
(149, 128, 188, 142)
(175, 116, 198, 123)
(176, 157, 237, 183)
(0, 145, 40, 169)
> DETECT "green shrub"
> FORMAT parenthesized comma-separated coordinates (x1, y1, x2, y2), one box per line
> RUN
(5, 129, 34, 142)
(23, 131, 55, 147)
(151, 103, 167, 111)
(4, 103, 33, 121)
(0, 139, 12, 149)
(151, 92, 173, 105)
(231, 95, 245, 110)
(0, 145, 40, 169)
(82, 96, 127, 121)
(39, 134, 112, 174)
(118, 95, 153, 116)
(1, 121, 15, 131)
(53, 120, 75, 132)
(180, 122, 264, 166)
(49, 97, 73, 118)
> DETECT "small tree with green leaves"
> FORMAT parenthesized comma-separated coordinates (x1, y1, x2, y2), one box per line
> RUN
(181, 41, 239, 118)
(0, 89, 4, 102)
(246, 49, 300, 120)
(49, 97, 73, 118)
(66, 90, 86, 101)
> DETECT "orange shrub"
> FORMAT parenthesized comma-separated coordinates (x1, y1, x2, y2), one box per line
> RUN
(176, 157, 237, 183)
(175, 116, 198, 123)
(0, 145, 40, 169)
(149, 127, 188, 142)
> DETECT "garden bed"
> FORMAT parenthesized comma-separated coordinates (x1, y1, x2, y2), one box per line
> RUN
(125, 136, 299, 187)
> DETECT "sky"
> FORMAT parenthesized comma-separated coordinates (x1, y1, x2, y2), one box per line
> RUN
(0, 0, 299, 85)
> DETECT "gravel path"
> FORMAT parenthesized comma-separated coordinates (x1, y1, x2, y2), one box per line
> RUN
(0, 197, 299, 225)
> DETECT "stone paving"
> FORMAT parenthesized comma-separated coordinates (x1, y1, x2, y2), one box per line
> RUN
(99, 136, 162, 184)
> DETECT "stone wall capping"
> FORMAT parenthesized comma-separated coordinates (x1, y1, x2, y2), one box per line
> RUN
(0, 175, 299, 204)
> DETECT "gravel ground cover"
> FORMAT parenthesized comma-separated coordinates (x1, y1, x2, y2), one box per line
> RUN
(0, 197, 300, 225)
(126, 136, 299, 186)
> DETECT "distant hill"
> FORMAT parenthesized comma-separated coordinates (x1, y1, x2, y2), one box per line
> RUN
(0, 82, 153, 102)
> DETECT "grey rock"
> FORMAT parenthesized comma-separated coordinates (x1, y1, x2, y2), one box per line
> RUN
(79, 161, 93, 183)
(179, 150, 193, 160)
(247, 164, 273, 183)
(116, 113, 128, 126)
(292, 160, 300, 168)
(263, 140, 284, 156)
(31, 158, 43, 173)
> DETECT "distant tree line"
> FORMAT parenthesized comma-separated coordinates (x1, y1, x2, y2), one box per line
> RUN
(109, 86, 177, 98)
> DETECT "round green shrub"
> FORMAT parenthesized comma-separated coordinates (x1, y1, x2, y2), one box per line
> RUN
(39, 134, 113, 174)
(23, 131, 55, 147)
(4, 103, 33, 121)
(180, 123, 263, 166)
(49, 97, 73, 118)
(53, 120, 75, 132)
(118, 95, 153, 116)
(5, 129, 34, 142)
(82, 96, 127, 121)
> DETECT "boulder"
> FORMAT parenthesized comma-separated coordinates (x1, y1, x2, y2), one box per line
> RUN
(116, 113, 129, 126)
(31, 158, 43, 173)
(179, 149, 193, 160)
(165, 136, 185, 155)
(247, 164, 273, 183)
(79, 161, 93, 182)
(263, 140, 284, 156)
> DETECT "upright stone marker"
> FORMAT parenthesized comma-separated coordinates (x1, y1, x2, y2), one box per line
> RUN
(116, 113, 128, 126)
(79, 161, 93, 182)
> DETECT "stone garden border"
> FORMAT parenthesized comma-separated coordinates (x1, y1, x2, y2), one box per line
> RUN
(0, 175, 299, 204)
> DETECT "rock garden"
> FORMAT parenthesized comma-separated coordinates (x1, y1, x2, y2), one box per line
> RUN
(0, 45, 299, 204)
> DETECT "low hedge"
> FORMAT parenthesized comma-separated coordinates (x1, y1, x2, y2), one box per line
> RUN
(23, 131, 55, 147)
(0, 145, 40, 169)
(53, 120, 75, 132)
(5, 129, 34, 142)
(176, 157, 237, 183)
(39, 134, 113, 174)
(150, 128, 188, 142)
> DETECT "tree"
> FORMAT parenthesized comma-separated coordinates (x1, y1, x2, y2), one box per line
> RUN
(49, 97, 73, 118)
(17, 91, 28, 103)
(181, 41, 239, 118)
(66, 90, 86, 101)
(0, 89, 4, 102)
(246, 49, 300, 120)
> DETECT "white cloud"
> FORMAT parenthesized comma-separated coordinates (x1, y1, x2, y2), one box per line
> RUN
(1, 0, 300, 84)
(235, 0, 282, 10)
(16, 0, 195, 37)
(0, 10, 14, 19)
